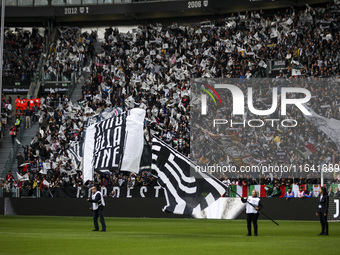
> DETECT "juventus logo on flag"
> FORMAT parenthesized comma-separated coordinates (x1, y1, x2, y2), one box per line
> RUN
(152, 136, 227, 215)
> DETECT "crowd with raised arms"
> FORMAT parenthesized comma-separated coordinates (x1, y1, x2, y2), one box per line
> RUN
(43, 27, 96, 82)
(93, 2, 339, 185)
(1, 1, 340, 198)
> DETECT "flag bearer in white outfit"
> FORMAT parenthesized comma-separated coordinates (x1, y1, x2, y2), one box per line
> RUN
(241, 190, 263, 236)
(87, 186, 106, 232)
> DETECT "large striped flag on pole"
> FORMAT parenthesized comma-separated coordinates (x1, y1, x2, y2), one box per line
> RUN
(152, 136, 227, 215)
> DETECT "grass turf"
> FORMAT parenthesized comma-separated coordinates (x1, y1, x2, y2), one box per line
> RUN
(0, 216, 339, 255)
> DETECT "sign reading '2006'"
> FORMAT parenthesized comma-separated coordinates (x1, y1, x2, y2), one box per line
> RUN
(188, 1, 208, 9)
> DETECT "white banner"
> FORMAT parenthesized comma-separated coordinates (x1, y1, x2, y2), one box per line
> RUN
(16, 173, 29, 182)
(120, 108, 146, 173)
(83, 120, 96, 181)
(193, 198, 246, 219)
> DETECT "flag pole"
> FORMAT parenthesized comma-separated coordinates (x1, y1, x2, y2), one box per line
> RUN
(47, 186, 54, 198)
(229, 186, 279, 226)
(0, 0, 5, 116)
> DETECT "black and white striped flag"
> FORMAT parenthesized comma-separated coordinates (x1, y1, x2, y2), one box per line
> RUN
(152, 137, 227, 215)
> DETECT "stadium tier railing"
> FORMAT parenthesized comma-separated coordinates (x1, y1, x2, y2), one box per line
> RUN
(40, 69, 75, 97)
(28, 48, 46, 99)
(1, 0, 180, 7)
(1, 116, 26, 180)
(31, 28, 51, 98)
(1, 187, 30, 198)
(0, 186, 89, 198)
(67, 73, 76, 98)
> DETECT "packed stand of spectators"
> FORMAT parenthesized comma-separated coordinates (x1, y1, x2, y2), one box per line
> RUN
(91, 2, 339, 155)
(187, 2, 340, 187)
(192, 78, 340, 185)
(2, 1, 340, 198)
(2, 27, 46, 86)
(44, 27, 96, 82)
(1, 92, 157, 197)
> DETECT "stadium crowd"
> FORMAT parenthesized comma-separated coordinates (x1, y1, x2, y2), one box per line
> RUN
(44, 27, 96, 82)
(1, 1, 340, 198)
(3, 27, 46, 85)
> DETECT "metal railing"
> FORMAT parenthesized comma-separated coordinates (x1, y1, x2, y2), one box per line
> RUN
(0, 187, 39, 198)
(1, 116, 26, 180)
(0, 186, 88, 198)
(27, 27, 52, 99)
(68, 73, 77, 98)
(0, 187, 19, 197)
(40, 72, 75, 98)
(28, 56, 44, 99)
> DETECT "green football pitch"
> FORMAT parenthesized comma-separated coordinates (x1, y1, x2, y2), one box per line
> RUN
(0, 216, 339, 255)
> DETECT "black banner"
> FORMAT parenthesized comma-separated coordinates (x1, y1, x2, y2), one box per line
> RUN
(7, 197, 187, 218)
(2, 87, 30, 94)
(4, 197, 331, 220)
(236, 197, 319, 221)
(93, 114, 127, 172)
(272, 60, 286, 70)
(2, 78, 30, 94)
(4, 0, 299, 18)
(41, 82, 70, 94)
